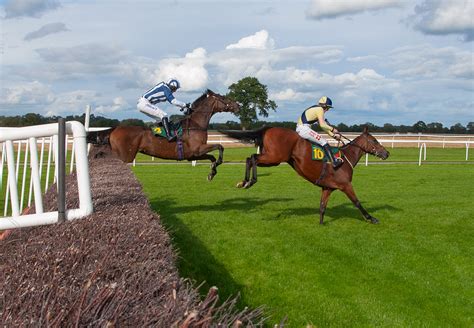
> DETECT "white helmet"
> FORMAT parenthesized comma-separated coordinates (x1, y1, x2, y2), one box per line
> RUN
(167, 78, 180, 91)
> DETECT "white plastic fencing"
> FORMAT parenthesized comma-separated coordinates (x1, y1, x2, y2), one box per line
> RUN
(0, 121, 93, 230)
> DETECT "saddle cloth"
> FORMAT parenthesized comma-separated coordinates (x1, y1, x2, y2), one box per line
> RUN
(311, 144, 342, 162)
(152, 122, 183, 139)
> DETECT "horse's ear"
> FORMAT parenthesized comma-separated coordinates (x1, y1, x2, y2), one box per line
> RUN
(363, 126, 369, 134)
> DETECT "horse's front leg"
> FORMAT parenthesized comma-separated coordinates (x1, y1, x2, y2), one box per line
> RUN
(190, 144, 223, 181)
(341, 184, 379, 224)
(319, 187, 334, 225)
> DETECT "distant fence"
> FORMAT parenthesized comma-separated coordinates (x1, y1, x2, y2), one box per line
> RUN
(0, 120, 93, 230)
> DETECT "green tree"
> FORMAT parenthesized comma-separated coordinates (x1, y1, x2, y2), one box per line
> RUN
(226, 77, 277, 130)
(426, 122, 444, 133)
(466, 122, 474, 134)
(413, 120, 427, 133)
(450, 123, 466, 134)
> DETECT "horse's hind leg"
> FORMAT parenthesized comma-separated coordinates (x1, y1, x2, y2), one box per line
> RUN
(236, 156, 252, 188)
(242, 154, 258, 189)
(341, 183, 379, 224)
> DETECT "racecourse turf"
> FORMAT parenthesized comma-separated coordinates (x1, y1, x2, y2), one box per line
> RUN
(133, 160, 474, 327)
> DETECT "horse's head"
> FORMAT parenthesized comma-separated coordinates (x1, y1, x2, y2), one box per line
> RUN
(191, 89, 240, 114)
(355, 127, 390, 160)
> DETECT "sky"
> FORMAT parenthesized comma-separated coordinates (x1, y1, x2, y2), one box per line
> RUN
(0, 0, 473, 126)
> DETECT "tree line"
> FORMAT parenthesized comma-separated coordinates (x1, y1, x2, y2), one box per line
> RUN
(1, 113, 472, 134)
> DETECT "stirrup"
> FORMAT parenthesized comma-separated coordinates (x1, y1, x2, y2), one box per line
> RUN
(332, 158, 344, 169)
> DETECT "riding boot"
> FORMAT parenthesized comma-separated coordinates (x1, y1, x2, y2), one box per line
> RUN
(323, 144, 343, 169)
(161, 117, 176, 142)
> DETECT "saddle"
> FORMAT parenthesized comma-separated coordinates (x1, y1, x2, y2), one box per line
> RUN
(152, 121, 183, 139)
(311, 144, 342, 162)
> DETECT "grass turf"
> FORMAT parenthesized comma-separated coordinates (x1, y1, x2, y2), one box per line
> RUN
(133, 163, 474, 327)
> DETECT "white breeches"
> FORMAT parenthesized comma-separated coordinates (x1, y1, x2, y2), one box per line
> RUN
(296, 124, 328, 146)
(137, 97, 167, 121)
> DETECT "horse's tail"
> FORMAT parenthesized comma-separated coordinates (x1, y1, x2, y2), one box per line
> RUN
(218, 127, 270, 149)
(86, 128, 115, 145)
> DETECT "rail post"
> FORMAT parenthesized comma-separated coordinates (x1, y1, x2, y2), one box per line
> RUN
(58, 118, 66, 222)
(418, 143, 427, 166)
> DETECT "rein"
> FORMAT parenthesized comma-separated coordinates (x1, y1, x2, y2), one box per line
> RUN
(338, 133, 382, 158)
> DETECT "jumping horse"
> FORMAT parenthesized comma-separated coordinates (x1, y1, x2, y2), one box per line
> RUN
(88, 89, 239, 181)
(220, 127, 390, 224)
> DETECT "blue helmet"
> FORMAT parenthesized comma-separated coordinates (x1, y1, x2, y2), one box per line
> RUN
(167, 78, 180, 91)
(318, 96, 333, 108)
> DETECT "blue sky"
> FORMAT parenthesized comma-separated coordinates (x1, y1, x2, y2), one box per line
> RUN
(1, 0, 473, 126)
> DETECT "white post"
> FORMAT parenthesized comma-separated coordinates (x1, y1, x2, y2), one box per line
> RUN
(6, 140, 20, 217)
(29, 137, 44, 214)
(85, 105, 91, 131)
(418, 143, 426, 166)
(192, 160, 197, 166)
(70, 137, 76, 173)
(0, 143, 5, 191)
(365, 153, 368, 166)
(20, 140, 30, 210)
(466, 142, 469, 161)
(45, 136, 53, 192)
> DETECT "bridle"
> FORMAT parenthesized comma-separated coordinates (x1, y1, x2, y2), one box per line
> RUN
(189, 93, 236, 114)
(183, 92, 237, 132)
(339, 133, 382, 157)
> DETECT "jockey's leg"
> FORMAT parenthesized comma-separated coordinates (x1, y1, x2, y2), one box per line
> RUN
(137, 98, 175, 141)
(296, 124, 342, 169)
(323, 144, 343, 169)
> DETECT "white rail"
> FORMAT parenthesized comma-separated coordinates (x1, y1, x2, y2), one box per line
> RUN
(0, 121, 93, 230)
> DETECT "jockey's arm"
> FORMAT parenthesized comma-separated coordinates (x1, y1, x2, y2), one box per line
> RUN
(317, 111, 335, 137)
(170, 98, 187, 109)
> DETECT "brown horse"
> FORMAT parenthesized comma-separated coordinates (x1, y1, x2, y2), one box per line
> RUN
(88, 89, 239, 180)
(220, 127, 390, 224)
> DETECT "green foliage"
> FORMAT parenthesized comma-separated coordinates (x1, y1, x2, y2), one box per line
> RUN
(226, 77, 277, 129)
(134, 163, 474, 327)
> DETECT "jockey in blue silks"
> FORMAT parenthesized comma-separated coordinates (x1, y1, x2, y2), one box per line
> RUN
(137, 78, 190, 141)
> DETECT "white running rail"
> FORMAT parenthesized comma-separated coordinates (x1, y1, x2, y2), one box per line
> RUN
(0, 121, 93, 230)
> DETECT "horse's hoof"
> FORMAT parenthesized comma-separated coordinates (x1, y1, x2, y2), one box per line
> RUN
(207, 174, 215, 181)
(236, 181, 245, 188)
(244, 182, 253, 189)
(367, 216, 379, 224)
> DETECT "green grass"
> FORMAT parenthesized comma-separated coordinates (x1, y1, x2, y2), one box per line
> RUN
(133, 163, 474, 327)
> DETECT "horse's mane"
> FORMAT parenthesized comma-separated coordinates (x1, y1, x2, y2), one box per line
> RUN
(191, 89, 214, 108)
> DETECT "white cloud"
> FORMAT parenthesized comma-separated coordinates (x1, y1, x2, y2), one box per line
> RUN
(386, 44, 474, 79)
(226, 30, 275, 50)
(24, 22, 69, 41)
(412, 0, 474, 41)
(4, 0, 60, 18)
(36, 43, 129, 65)
(151, 48, 209, 91)
(270, 88, 310, 101)
(95, 97, 129, 114)
(45, 90, 101, 116)
(0, 81, 55, 105)
(306, 0, 404, 20)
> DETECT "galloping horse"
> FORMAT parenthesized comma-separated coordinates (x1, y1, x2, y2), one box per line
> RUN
(220, 127, 390, 224)
(88, 89, 239, 180)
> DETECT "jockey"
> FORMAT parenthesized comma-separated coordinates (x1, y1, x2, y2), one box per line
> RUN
(296, 96, 344, 169)
(137, 78, 190, 141)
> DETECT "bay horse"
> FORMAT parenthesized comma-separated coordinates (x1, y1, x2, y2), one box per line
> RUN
(220, 127, 390, 224)
(88, 89, 239, 180)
